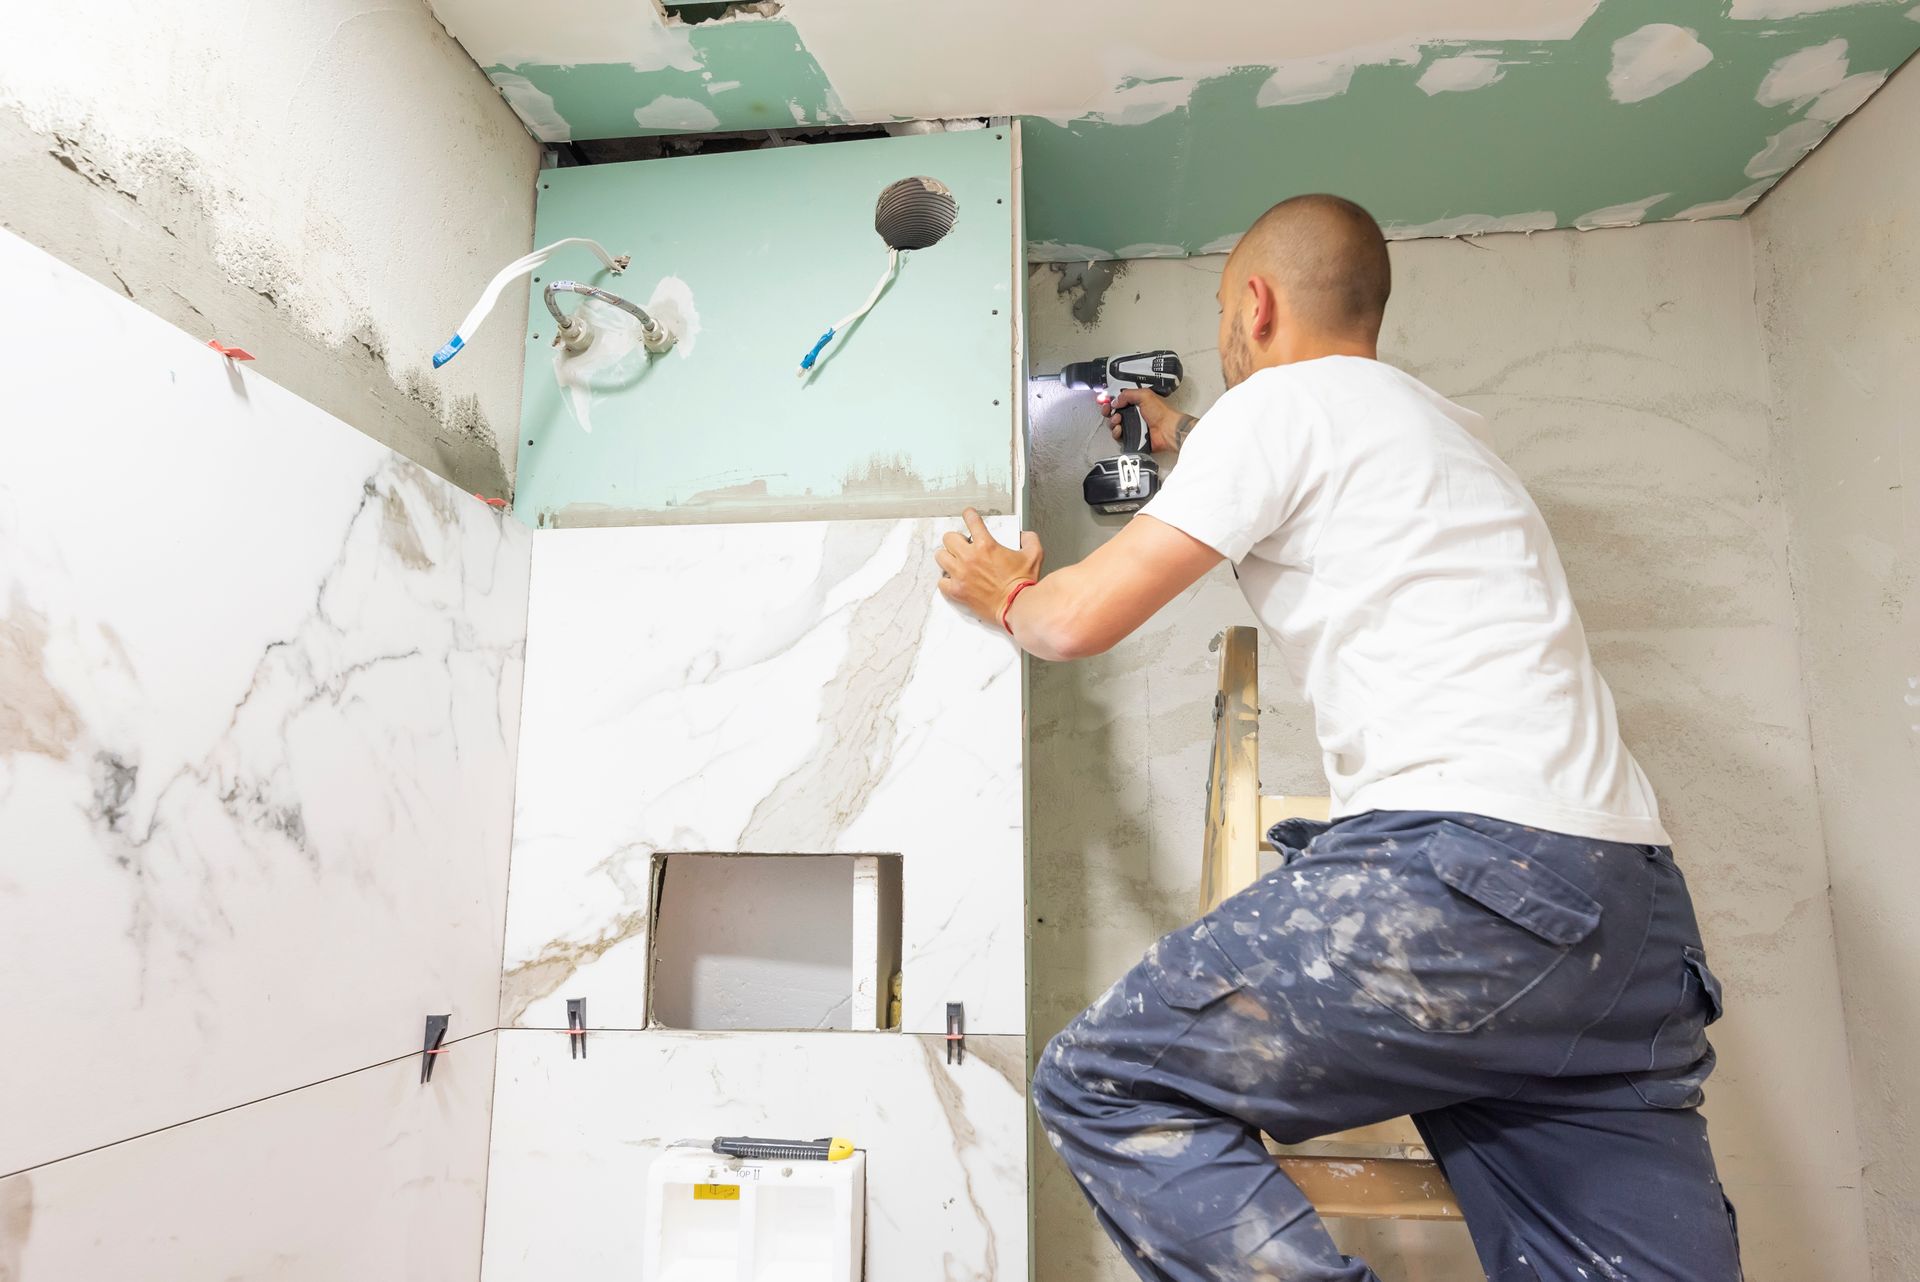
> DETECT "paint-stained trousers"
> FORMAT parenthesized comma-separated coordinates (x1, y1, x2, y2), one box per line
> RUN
(1033, 810, 1744, 1282)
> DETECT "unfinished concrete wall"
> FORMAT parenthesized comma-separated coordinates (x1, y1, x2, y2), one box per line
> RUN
(1750, 60, 1920, 1282)
(0, 0, 541, 499)
(1026, 222, 1868, 1280)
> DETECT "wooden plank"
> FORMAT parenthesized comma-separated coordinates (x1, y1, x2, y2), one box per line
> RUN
(1259, 793, 1331, 844)
(1199, 626, 1262, 915)
(1290, 1116, 1430, 1152)
(1273, 1156, 1462, 1221)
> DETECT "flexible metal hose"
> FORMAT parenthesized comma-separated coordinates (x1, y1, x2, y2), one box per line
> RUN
(544, 280, 665, 351)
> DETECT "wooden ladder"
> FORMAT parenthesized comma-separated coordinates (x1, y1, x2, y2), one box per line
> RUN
(1201, 625, 1461, 1221)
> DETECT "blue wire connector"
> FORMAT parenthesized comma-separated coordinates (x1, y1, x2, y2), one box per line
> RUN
(796, 329, 836, 377)
(431, 334, 465, 369)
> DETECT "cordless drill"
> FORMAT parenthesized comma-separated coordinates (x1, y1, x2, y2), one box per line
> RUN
(1047, 351, 1185, 513)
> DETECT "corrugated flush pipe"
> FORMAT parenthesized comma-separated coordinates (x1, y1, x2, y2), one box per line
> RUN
(545, 280, 674, 355)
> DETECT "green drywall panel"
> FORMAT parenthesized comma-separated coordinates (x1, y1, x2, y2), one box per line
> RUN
(1019, 0, 1920, 255)
(490, 20, 844, 139)
(512, 128, 1017, 526)
(464, 0, 1920, 258)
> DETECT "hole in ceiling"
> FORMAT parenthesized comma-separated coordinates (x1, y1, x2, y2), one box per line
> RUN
(551, 121, 900, 167)
(659, 0, 783, 25)
(875, 176, 957, 251)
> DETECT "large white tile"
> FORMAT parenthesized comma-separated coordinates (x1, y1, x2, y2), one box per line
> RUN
(503, 519, 1025, 1034)
(0, 1032, 496, 1282)
(480, 1028, 1027, 1282)
(0, 229, 530, 1173)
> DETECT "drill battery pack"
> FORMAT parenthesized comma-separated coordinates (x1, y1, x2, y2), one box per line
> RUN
(1082, 451, 1161, 514)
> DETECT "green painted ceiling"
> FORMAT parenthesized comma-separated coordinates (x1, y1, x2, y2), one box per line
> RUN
(429, 0, 1920, 256)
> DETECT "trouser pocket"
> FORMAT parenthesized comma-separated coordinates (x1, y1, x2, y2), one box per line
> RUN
(1143, 919, 1248, 1011)
(1627, 945, 1725, 1108)
(1327, 820, 1603, 1034)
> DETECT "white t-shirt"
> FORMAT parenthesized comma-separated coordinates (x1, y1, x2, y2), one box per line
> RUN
(1141, 355, 1670, 846)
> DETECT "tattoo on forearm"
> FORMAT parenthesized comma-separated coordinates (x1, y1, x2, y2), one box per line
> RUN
(1174, 414, 1200, 450)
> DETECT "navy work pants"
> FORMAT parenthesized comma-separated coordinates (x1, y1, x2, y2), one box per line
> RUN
(1033, 810, 1743, 1282)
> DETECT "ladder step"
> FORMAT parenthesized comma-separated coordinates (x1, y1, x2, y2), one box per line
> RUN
(1273, 1155, 1462, 1221)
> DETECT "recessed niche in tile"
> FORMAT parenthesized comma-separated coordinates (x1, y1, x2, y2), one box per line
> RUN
(648, 854, 903, 1031)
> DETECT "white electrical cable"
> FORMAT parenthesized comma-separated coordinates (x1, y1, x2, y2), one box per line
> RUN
(796, 248, 900, 377)
(433, 237, 629, 368)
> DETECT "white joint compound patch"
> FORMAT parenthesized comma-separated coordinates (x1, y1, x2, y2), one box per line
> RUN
(1257, 43, 1422, 107)
(489, 71, 570, 142)
(647, 276, 701, 360)
(1757, 39, 1850, 107)
(634, 95, 721, 131)
(1574, 194, 1672, 230)
(1104, 79, 1195, 126)
(1026, 241, 1117, 263)
(1673, 181, 1773, 220)
(1807, 70, 1888, 122)
(1257, 60, 1358, 107)
(1608, 25, 1714, 105)
(1382, 210, 1558, 240)
(1036, 72, 1198, 130)
(1417, 54, 1505, 96)
(1746, 117, 1831, 177)
(1730, 0, 1894, 17)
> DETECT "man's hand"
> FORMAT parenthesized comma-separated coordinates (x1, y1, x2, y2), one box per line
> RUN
(1105, 388, 1201, 453)
(935, 508, 1044, 628)
(932, 510, 1220, 661)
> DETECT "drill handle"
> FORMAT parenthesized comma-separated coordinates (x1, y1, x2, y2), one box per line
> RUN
(1116, 402, 1152, 455)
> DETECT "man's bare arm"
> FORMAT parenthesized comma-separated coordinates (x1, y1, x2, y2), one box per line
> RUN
(935, 510, 1221, 661)
(1174, 412, 1200, 450)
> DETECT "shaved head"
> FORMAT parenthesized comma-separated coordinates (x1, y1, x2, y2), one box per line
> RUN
(1218, 194, 1390, 385)
(1234, 194, 1390, 339)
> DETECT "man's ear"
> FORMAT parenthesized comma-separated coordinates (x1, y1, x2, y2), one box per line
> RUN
(1246, 274, 1278, 343)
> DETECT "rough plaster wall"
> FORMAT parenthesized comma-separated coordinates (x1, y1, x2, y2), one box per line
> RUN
(1026, 223, 1868, 1280)
(1750, 61, 1920, 1282)
(0, 0, 541, 499)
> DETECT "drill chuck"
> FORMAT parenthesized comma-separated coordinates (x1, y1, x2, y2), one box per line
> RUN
(1055, 358, 1111, 393)
(1052, 351, 1184, 398)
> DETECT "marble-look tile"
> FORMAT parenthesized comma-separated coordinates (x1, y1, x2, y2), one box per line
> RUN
(503, 519, 1024, 1034)
(480, 1029, 1027, 1282)
(0, 1033, 496, 1282)
(0, 229, 530, 1173)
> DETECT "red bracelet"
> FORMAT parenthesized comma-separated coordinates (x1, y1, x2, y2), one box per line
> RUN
(1000, 578, 1039, 634)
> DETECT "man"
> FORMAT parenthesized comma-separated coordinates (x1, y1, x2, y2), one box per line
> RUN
(935, 195, 1741, 1282)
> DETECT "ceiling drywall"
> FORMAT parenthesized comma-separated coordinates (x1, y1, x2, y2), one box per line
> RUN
(429, 0, 1920, 256)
